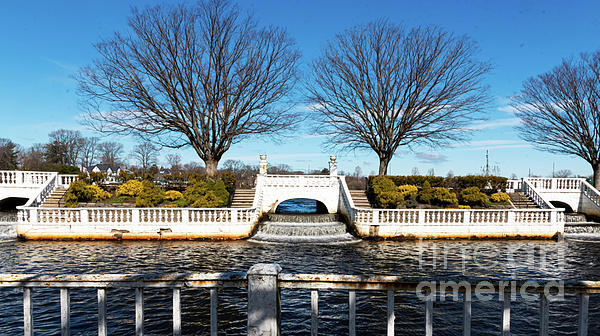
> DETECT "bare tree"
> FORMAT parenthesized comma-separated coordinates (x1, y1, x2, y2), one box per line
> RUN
(554, 169, 573, 178)
(20, 144, 46, 171)
(132, 141, 159, 172)
(98, 142, 123, 166)
(77, 0, 301, 177)
(307, 21, 490, 175)
(45, 129, 83, 166)
(513, 51, 600, 186)
(79, 137, 99, 168)
(166, 154, 182, 172)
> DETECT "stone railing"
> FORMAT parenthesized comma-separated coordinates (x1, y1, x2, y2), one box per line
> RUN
(506, 179, 522, 192)
(342, 177, 564, 239)
(580, 179, 600, 208)
(21, 173, 58, 207)
(337, 175, 356, 221)
(17, 206, 259, 240)
(521, 179, 555, 209)
(524, 177, 584, 191)
(0, 264, 595, 336)
(0, 171, 56, 187)
(58, 174, 79, 188)
(260, 174, 339, 187)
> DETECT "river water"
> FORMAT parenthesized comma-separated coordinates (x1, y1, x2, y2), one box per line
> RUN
(1, 202, 600, 334)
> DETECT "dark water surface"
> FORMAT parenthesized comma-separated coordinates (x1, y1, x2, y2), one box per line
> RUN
(2, 199, 600, 335)
(1, 238, 600, 335)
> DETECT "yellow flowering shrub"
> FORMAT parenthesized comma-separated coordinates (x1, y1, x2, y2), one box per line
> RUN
(87, 184, 111, 200)
(165, 190, 183, 201)
(490, 192, 511, 203)
(115, 180, 144, 197)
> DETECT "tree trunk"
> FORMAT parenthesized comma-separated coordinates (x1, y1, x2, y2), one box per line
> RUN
(593, 163, 600, 188)
(205, 158, 219, 178)
(378, 156, 391, 175)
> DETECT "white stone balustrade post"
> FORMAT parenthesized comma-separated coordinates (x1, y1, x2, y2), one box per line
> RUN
(507, 210, 516, 225)
(259, 154, 268, 176)
(132, 209, 141, 224)
(463, 210, 471, 226)
(247, 264, 281, 336)
(231, 209, 238, 225)
(329, 155, 338, 176)
(80, 209, 89, 225)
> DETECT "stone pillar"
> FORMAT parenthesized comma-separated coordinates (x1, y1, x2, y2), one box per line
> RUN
(259, 154, 268, 176)
(247, 263, 281, 336)
(329, 155, 338, 176)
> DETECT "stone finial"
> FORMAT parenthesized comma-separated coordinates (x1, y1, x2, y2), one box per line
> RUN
(329, 155, 338, 176)
(259, 154, 268, 176)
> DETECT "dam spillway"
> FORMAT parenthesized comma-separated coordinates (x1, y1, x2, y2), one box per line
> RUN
(249, 213, 358, 244)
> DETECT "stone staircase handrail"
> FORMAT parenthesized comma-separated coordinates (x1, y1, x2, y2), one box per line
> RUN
(521, 179, 556, 209)
(580, 179, 600, 209)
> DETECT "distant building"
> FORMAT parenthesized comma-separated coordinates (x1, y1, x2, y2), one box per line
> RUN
(86, 164, 122, 183)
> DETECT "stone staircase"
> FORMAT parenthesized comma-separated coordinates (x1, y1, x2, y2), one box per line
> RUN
(508, 192, 539, 209)
(350, 190, 372, 208)
(41, 187, 68, 208)
(230, 189, 255, 208)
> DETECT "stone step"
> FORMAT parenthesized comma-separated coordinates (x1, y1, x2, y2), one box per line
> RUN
(230, 189, 255, 208)
(349, 190, 371, 208)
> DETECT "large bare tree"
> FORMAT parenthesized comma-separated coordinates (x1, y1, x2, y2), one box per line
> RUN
(513, 51, 600, 186)
(45, 129, 83, 166)
(79, 136, 99, 168)
(307, 21, 491, 175)
(98, 142, 123, 166)
(132, 141, 159, 172)
(77, 0, 301, 177)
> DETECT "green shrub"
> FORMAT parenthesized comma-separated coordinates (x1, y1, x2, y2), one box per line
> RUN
(165, 190, 183, 201)
(190, 190, 223, 208)
(87, 184, 111, 200)
(64, 180, 111, 207)
(88, 172, 106, 184)
(110, 195, 129, 204)
(490, 192, 511, 203)
(170, 198, 189, 208)
(115, 180, 144, 197)
(460, 187, 490, 207)
(430, 187, 458, 206)
(135, 180, 165, 208)
(369, 174, 508, 190)
(398, 185, 418, 198)
(417, 181, 434, 204)
(370, 176, 403, 208)
(119, 169, 137, 182)
(184, 175, 229, 208)
(220, 171, 236, 193)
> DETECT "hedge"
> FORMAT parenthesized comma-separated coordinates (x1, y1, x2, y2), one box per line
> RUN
(369, 175, 507, 191)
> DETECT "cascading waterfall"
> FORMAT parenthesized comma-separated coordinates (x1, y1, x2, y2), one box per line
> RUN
(564, 213, 600, 236)
(249, 213, 358, 244)
(0, 211, 17, 240)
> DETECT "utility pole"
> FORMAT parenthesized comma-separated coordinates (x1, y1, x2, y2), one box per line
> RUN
(485, 150, 490, 176)
(552, 162, 555, 178)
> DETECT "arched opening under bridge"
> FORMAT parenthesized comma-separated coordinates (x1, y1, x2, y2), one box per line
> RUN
(0, 197, 28, 211)
(550, 201, 574, 213)
(275, 198, 329, 214)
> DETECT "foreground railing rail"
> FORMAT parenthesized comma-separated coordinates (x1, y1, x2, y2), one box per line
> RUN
(0, 264, 596, 336)
(0, 272, 247, 336)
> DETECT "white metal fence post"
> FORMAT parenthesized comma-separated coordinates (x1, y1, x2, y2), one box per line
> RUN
(247, 263, 282, 336)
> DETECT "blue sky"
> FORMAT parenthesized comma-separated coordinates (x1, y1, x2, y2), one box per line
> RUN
(1, 0, 599, 177)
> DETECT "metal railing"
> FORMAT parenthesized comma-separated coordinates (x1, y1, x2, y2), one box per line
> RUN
(1, 264, 596, 336)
